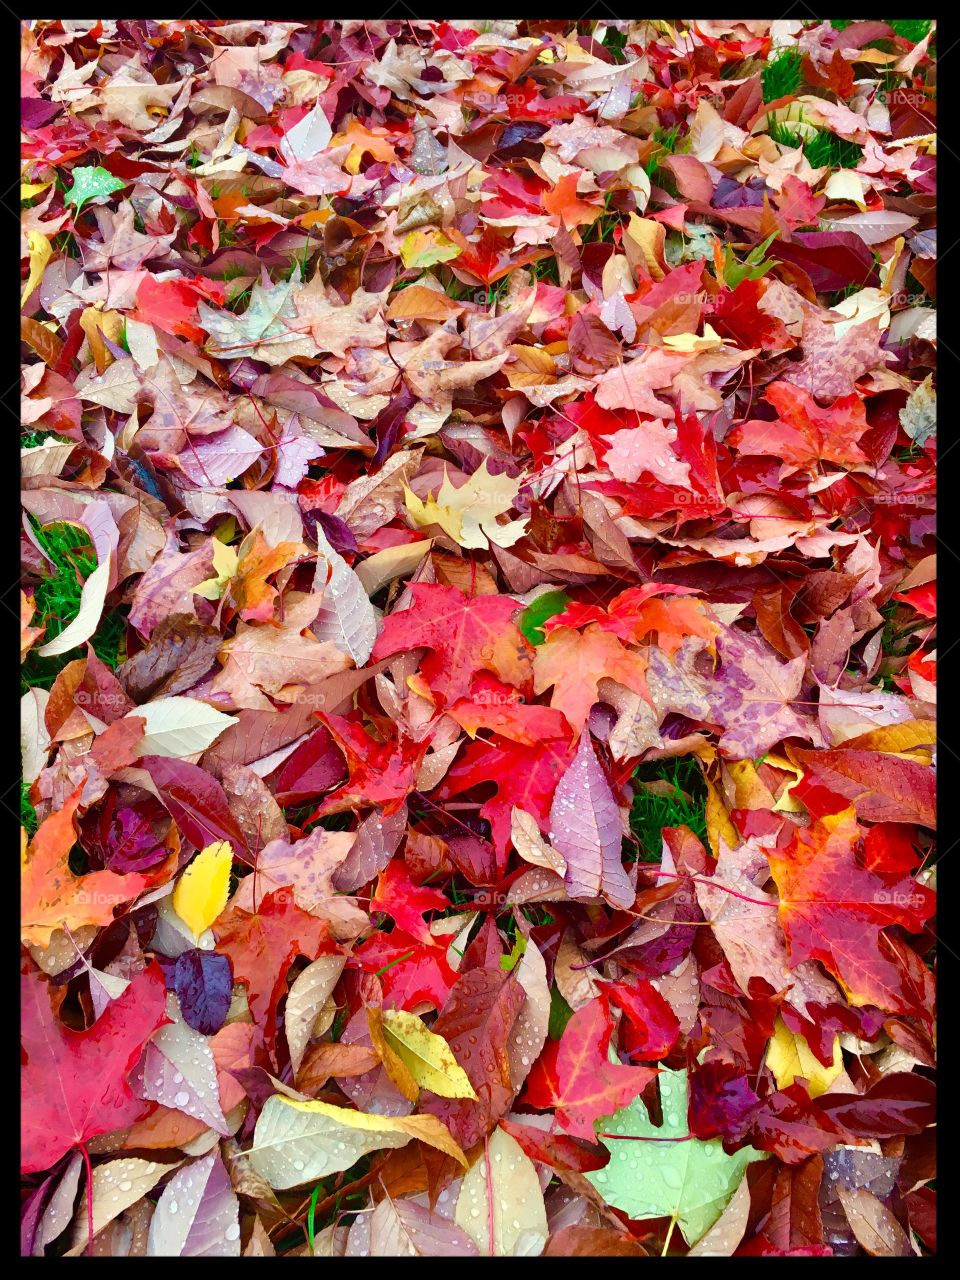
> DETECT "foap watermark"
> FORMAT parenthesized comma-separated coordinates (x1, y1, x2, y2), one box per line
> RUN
(877, 88, 932, 109)
(73, 890, 131, 907)
(874, 493, 929, 506)
(73, 688, 129, 711)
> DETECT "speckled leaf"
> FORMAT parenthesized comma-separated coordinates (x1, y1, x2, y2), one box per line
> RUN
(129, 994, 230, 1135)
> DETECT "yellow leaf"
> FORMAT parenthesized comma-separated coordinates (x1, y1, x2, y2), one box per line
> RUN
(840, 719, 936, 755)
(766, 1017, 842, 1098)
(404, 460, 528, 550)
(249, 1095, 467, 1188)
(662, 324, 724, 353)
(21, 181, 53, 201)
(193, 537, 240, 601)
(624, 214, 666, 280)
(704, 774, 738, 859)
(366, 1006, 420, 1102)
(172, 840, 233, 936)
(399, 229, 461, 270)
(381, 1008, 478, 1099)
(79, 306, 124, 374)
(763, 752, 806, 814)
(21, 231, 51, 311)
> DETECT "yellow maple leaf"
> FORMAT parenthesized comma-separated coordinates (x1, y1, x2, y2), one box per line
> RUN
(404, 460, 528, 550)
(662, 323, 724, 353)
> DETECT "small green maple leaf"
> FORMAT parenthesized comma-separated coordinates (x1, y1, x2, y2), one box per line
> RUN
(65, 166, 126, 211)
(586, 1067, 766, 1250)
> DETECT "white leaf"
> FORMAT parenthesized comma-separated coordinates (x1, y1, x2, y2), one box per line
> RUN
(687, 1174, 751, 1256)
(147, 1154, 240, 1257)
(126, 696, 236, 758)
(37, 1151, 83, 1254)
(507, 939, 550, 1093)
(280, 99, 332, 163)
(311, 528, 379, 664)
(454, 1127, 548, 1256)
(70, 1157, 171, 1248)
(130, 997, 230, 1135)
(37, 560, 110, 657)
(248, 1096, 464, 1189)
(284, 954, 346, 1076)
(369, 1198, 479, 1256)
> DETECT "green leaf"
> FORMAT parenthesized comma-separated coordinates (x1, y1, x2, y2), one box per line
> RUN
(586, 1068, 766, 1248)
(64, 166, 125, 211)
(547, 984, 574, 1040)
(499, 931, 527, 972)
(519, 590, 570, 646)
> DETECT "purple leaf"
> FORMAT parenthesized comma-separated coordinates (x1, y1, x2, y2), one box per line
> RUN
(549, 734, 634, 909)
(174, 950, 233, 1035)
(141, 756, 250, 862)
(146, 1153, 240, 1256)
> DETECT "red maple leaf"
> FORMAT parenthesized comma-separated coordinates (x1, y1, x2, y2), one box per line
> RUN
(371, 582, 532, 710)
(524, 995, 657, 1141)
(370, 859, 449, 946)
(214, 889, 336, 1055)
(766, 809, 936, 1014)
(436, 733, 574, 872)
(21, 963, 168, 1174)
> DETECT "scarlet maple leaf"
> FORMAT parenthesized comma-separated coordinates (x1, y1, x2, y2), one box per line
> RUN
(436, 733, 574, 872)
(542, 172, 600, 230)
(21, 962, 168, 1174)
(447, 674, 569, 745)
(548, 585, 718, 655)
(524, 995, 657, 1141)
(729, 381, 871, 473)
(214, 889, 336, 1055)
(766, 809, 936, 1013)
(306, 712, 424, 819)
(371, 582, 532, 709)
(353, 930, 458, 1012)
(370, 860, 449, 946)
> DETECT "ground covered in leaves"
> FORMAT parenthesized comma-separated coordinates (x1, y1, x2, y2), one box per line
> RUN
(20, 17, 936, 1259)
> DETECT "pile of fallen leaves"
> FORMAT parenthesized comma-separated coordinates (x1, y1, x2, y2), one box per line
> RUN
(20, 17, 936, 1259)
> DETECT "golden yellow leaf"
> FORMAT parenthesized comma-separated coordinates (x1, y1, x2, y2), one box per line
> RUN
(404, 460, 528, 550)
(381, 1008, 478, 1099)
(766, 1017, 842, 1097)
(366, 1006, 420, 1102)
(21, 231, 51, 311)
(172, 840, 234, 936)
